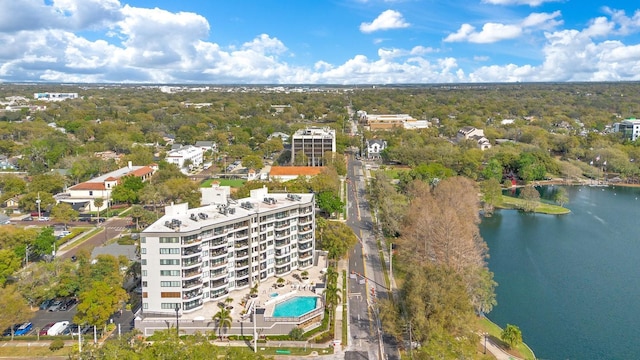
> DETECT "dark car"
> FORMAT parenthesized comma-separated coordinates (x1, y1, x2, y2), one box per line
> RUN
(59, 298, 77, 311)
(61, 323, 80, 336)
(39, 299, 54, 310)
(2, 324, 19, 337)
(39, 323, 55, 336)
(48, 300, 63, 312)
(22, 216, 33, 221)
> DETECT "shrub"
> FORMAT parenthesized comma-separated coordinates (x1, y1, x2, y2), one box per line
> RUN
(49, 339, 64, 351)
(289, 327, 304, 341)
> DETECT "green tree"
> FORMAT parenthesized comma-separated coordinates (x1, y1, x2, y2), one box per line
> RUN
(519, 185, 540, 212)
(33, 227, 57, 258)
(315, 219, 357, 261)
(50, 202, 78, 226)
(0, 285, 31, 340)
(241, 154, 264, 170)
(19, 192, 55, 213)
(324, 281, 341, 325)
(212, 304, 233, 339)
(481, 178, 503, 215)
(0, 249, 21, 286)
(293, 150, 308, 166)
(130, 205, 145, 230)
(93, 197, 104, 220)
(288, 327, 304, 341)
(501, 324, 523, 348)
(74, 280, 128, 327)
(482, 158, 503, 182)
(316, 191, 344, 216)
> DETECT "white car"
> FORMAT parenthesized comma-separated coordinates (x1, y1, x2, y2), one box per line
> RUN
(38, 216, 50, 221)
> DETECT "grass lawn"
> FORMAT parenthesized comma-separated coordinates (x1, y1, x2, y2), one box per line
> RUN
(201, 178, 246, 188)
(0, 344, 74, 357)
(498, 195, 571, 215)
(257, 346, 333, 356)
(477, 316, 536, 360)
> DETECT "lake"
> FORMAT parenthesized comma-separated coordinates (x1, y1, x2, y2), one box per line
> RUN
(480, 185, 640, 360)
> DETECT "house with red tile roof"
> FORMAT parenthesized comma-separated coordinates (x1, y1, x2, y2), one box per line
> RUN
(55, 161, 157, 212)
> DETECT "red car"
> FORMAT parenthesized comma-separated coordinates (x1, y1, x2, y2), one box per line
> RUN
(39, 323, 55, 336)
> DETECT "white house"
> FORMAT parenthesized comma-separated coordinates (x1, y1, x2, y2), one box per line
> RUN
(165, 145, 204, 173)
(365, 139, 387, 159)
(56, 162, 157, 212)
(457, 127, 492, 150)
(195, 141, 217, 153)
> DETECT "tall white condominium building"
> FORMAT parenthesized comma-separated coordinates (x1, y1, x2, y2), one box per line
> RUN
(291, 127, 336, 166)
(140, 187, 315, 315)
(165, 145, 204, 173)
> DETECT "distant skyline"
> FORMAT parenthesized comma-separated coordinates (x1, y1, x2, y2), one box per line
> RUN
(1, 0, 640, 84)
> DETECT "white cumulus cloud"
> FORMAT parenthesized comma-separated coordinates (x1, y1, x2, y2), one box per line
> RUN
(482, 0, 560, 6)
(360, 10, 410, 33)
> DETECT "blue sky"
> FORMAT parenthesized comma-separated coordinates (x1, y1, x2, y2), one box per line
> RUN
(1, 0, 640, 84)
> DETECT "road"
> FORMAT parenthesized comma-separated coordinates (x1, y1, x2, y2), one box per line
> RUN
(345, 150, 399, 360)
(57, 217, 132, 260)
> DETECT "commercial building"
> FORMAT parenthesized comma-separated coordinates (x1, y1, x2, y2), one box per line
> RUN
(358, 111, 430, 131)
(614, 118, 640, 141)
(290, 127, 336, 166)
(139, 187, 316, 315)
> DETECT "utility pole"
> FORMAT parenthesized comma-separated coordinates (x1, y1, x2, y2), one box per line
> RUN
(175, 304, 180, 337)
(36, 192, 41, 220)
(389, 243, 392, 281)
(253, 302, 257, 353)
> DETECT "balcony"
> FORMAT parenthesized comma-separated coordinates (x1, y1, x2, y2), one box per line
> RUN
(210, 269, 227, 279)
(298, 259, 313, 268)
(236, 279, 250, 288)
(182, 235, 202, 246)
(299, 243, 312, 251)
(275, 230, 290, 240)
(210, 238, 226, 248)
(234, 240, 249, 249)
(183, 289, 202, 300)
(275, 212, 289, 220)
(298, 216, 312, 225)
(235, 260, 249, 269)
(211, 289, 228, 299)
(298, 234, 313, 243)
(236, 269, 249, 278)
(210, 259, 228, 269)
(234, 231, 248, 239)
(299, 251, 313, 260)
(275, 257, 291, 266)
(182, 279, 203, 289)
(210, 249, 228, 259)
(275, 266, 291, 275)
(183, 299, 203, 311)
(210, 279, 228, 290)
(275, 251, 289, 259)
(275, 239, 290, 248)
(235, 250, 249, 259)
(298, 225, 313, 234)
(182, 245, 202, 257)
(275, 221, 290, 229)
(182, 268, 202, 279)
(182, 256, 202, 268)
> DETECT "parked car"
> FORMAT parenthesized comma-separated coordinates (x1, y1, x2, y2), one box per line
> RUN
(47, 321, 69, 336)
(39, 323, 55, 336)
(39, 298, 54, 310)
(47, 300, 63, 311)
(38, 216, 50, 221)
(2, 324, 19, 336)
(14, 322, 32, 336)
(61, 323, 80, 336)
(59, 298, 77, 311)
(22, 216, 33, 221)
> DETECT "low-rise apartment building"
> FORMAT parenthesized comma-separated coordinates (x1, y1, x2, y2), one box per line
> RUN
(290, 127, 336, 166)
(139, 187, 315, 315)
(165, 145, 204, 173)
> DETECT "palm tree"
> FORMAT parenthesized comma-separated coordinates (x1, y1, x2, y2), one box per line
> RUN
(93, 197, 104, 221)
(324, 282, 341, 325)
(212, 304, 233, 339)
(325, 267, 338, 285)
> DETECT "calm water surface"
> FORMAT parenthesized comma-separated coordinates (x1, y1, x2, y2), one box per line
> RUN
(481, 186, 640, 360)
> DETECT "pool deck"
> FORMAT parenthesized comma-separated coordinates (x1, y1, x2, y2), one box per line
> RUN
(179, 258, 327, 323)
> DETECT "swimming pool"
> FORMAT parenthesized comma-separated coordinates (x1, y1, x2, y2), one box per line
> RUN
(272, 296, 318, 318)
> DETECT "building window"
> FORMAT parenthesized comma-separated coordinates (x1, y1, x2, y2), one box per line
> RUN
(143, 303, 148, 310)
(160, 270, 180, 276)
(141, 259, 147, 265)
(142, 270, 147, 276)
(89, 191, 93, 196)
(160, 259, 180, 265)
(161, 281, 181, 287)
(141, 248, 147, 254)
(161, 303, 180, 310)
(141, 237, 146, 243)
(159, 248, 180, 254)
(142, 281, 147, 287)
(161, 292, 181, 298)
(160, 237, 179, 243)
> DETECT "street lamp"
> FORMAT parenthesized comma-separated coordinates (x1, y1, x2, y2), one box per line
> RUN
(175, 304, 180, 337)
(36, 192, 41, 221)
(484, 332, 488, 354)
